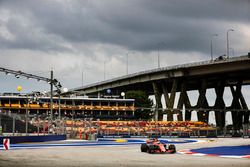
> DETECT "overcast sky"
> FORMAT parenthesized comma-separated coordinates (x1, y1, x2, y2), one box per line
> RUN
(0, 0, 249, 95)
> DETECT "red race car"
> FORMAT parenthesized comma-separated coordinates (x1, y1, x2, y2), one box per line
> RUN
(141, 138, 176, 154)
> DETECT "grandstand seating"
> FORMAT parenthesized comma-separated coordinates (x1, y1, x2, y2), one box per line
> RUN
(64, 120, 216, 136)
(0, 103, 134, 111)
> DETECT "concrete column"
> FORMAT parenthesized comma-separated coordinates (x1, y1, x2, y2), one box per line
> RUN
(152, 82, 162, 121)
(181, 81, 192, 121)
(176, 81, 189, 121)
(162, 79, 178, 121)
(214, 81, 226, 129)
(239, 92, 249, 124)
(162, 82, 169, 121)
(230, 80, 244, 132)
(196, 79, 209, 123)
(176, 94, 183, 121)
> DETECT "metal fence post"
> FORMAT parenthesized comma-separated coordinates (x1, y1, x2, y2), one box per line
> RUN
(43, 120, 46, 135)
(37, 117, 40, 136)
(12, 114, 15, 136)
(26, 95, 29, 136)
(0, 113, 2, 134)
(0, 114, 2, 136)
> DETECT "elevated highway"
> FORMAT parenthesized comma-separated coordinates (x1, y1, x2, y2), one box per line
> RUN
(70, 54, 250, 95)
(65, 54, 250, 131)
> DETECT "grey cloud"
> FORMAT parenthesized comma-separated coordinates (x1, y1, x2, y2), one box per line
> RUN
(140, 0, 250, 22)
(1, 18, 70, 52)
(0, 0, 249, 54)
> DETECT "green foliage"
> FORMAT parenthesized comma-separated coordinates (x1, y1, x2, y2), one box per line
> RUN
(126, 90, 153, 120)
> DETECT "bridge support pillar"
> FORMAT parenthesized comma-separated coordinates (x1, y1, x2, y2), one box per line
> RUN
(152, 82, 162, 121)
(241, 93, 249, 124)
(230, 80, 246, 133)
(214, 81, 226, 129)
(196, 79, 209, 123)
(176, 80, 191, 121)
(183, 87, 192, 121)
(162, 79, 178, 121)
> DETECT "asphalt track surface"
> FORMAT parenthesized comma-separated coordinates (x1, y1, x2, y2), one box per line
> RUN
(0, 138, 249, 167)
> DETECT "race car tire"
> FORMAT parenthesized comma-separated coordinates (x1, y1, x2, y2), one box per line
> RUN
(147, 145, 154, 154)
(168, 144, 176, 153)
(141, 144, 148, 152)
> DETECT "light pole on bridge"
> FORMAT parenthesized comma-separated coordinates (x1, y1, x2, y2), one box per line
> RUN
(104, 60, 106, 80)
(126, 51, 134, 75)
(210, 34, 218, 60)
(157, 42, 166, 68)
(227, 29, 234, 58)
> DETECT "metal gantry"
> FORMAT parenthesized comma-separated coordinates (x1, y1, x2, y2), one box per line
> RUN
(0, 67, 62, 121)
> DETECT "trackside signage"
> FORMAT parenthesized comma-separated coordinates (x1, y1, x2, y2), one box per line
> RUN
(3, 138, 10, 150)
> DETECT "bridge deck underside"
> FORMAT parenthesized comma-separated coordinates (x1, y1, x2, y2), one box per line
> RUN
(99, 69, 250, 95)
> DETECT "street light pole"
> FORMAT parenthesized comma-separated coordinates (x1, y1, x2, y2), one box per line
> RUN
(229, 47, 235, 57)
(157, 42, 165, 68)
(104, 61, 106, 80)
(81, 70, 84, 87)
(25, 94, 29, 135)
(227, 29, 234, 58)
(157, 46, 160, 68)
(126, 53, 129, 75)
(58, 91, 61, 120)
(210, 34, 218, 61)
(126, 51, 134, 75)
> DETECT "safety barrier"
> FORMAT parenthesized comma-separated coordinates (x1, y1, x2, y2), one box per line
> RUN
(0, 134, 66, 144)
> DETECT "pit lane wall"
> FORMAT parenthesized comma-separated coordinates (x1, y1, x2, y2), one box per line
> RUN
(0, 134, 66, 144)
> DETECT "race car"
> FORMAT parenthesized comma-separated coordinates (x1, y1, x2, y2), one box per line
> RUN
(141, 138, 176, 154)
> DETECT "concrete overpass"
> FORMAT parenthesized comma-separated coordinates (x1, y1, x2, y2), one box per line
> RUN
(69, 54, 250, 95)
(65, 54, 250, 131)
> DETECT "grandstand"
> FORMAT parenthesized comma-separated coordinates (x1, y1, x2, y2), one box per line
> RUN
(0, 94, 219, 138)
(0, 94, 135, 120)
(64, 120, 217, 138)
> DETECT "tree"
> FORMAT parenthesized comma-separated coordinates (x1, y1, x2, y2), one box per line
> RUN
(126, 90, 153, 120)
